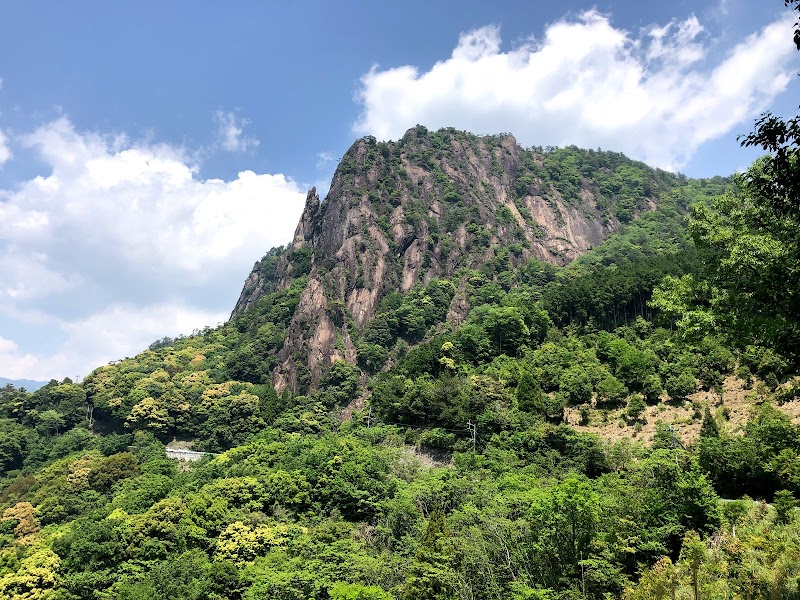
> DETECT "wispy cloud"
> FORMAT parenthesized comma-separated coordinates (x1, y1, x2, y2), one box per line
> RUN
(215, 109, 260, 152)
(0, 129, 11, 166)
(316, 151, 335, 167)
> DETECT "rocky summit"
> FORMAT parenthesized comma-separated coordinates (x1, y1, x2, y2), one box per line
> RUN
(232, 125, 683, 392)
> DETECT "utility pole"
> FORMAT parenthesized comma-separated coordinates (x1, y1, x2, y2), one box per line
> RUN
(668, 425, 685, 450)
(466, 419, 477, 451)
(580, 551, 586, 600)
(366, 405, 373, 429)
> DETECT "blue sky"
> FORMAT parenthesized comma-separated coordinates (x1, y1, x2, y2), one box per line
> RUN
(0, 0, 797, 380)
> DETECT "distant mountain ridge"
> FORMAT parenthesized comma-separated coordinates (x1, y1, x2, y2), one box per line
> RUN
(231, 126, 688, 392)
(0, 377, 47, 392)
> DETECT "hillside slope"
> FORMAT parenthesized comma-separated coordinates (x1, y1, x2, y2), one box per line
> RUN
(7, 128, 800, 599)
(233, 126, 685, 392)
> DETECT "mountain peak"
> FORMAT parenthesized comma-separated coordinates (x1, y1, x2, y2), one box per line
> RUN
(231, 127, 681, 392)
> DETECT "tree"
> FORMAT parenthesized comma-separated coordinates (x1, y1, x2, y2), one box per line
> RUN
(517, 370, 545, 414)
(624, 556, 678, 600)
(330, 582, 393, 600)
(665, 371, 695, 403)
(699, 407, 719, 439)
(526, 304, 552, 346)
(679, 530, 706, 600)
(0, 419, 26, 471)
(543, 395, 566, 423)
(596, 375, 628, 407)
(0, 547, 61, 600)
(642, 374, 663, 404)
(616, 347, 656, 390)
(648, 275, 715, 341)
(481, 306, 530, 356)
(560, 367, 593, 405)
(319, 361, 361, 408)
(721, 499, 750, 536)
(625, 394, 647, 424)
(89, 451, 140, 491)
(773, 489, 797, 524)
(690, 164, 800, 356)
(402, 510, 457, 600)
(36, 409, 64, 436)
(455, 323, 492, 364)
(690, 0, 800, 359)
(2, 502, 40, 544)
(738, 2, 800, 209)
(126, 396, 172, 432)
(357, 343, 388, 373)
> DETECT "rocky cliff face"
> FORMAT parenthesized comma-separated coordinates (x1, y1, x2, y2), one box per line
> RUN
(232, 126, 672, 392)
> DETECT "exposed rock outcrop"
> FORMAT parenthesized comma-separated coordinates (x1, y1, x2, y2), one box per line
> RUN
(231, 126, 670, 392)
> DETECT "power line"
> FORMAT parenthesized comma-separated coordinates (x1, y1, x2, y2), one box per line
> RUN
(362, 412, 473, 435)
(376, 419, 471, 434)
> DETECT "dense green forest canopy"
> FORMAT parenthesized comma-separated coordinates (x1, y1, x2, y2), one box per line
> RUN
(1, 147, 799, 597)
(2, 6, 800, 593)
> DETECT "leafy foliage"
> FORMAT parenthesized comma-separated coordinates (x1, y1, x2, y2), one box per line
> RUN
(6, 34, 800, 593)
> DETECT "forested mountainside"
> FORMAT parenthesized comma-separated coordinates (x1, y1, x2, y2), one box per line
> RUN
(1, 115, 800, 599)
(231, 127, 688, 392)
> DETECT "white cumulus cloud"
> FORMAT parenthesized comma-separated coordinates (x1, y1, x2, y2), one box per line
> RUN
(354, 11, 796, 170)
(0, 336, 40, 380)
(215, 110, 260, 152)
(0, 304, 228, 381)
(0, 117, 305, 379)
